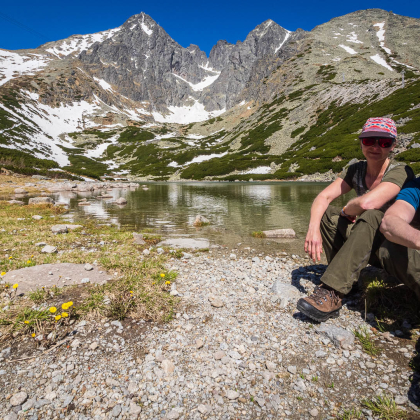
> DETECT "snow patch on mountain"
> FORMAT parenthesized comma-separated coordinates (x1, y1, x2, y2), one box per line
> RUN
(152, 100, 226, 124)
(172, 71, 221, 92)
(94, 77, 113, 92)
(339, 45, 357, 55)
(240, 166, 272, 174)
(0, 50, 51, 86)
(275, 30, 291, 53)
(141, 15, 153, 36)
(347, 32, 363, 44)
(45, 27, 122, 57)
(370, 54, 393, 71)
(85, 133, 120, 159)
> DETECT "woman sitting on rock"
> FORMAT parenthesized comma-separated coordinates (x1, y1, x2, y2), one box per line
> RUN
(297, 117, 414, 322)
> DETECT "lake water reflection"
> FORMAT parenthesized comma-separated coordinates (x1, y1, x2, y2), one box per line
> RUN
(58, 182, 355, 254)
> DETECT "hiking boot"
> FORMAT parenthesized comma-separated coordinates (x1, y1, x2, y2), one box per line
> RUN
(297, 286, 343, 322)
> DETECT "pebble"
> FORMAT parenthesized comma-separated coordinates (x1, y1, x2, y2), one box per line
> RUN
(10, 392, 27, 406)
(227, 390, 240, 400)
(310, 408, 319, 417)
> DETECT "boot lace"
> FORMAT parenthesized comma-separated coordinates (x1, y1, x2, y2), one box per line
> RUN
(308, 286, 340, 306)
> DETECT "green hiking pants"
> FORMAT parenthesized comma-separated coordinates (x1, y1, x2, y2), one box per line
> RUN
(319, 205, 420, 300)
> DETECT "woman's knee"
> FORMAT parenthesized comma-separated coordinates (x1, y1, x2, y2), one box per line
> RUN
(357, 209, 384, 229)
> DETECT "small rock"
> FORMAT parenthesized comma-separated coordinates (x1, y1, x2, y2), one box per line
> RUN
(133, 233, 146, 245)
(129, 401, 142, 416)
(115, 197, 127, 205)
(35, 242, 47, 247)
(310, 408, 319, 417)
(84, 263, 94, 271)
(89, 342, 99, 350)
(32, 215, 43, 220)
(22, 398, 35, 412)
(214, 351, 225, 360)
(143, 249, 150, 256)
(112, 404, 122, 417)
(111, 320, 123, 329)
(4, 413, 18, 420)
(166, 409, 181, 419)
(193, 215, 210, 226)
(41, 245, 57, 254)
(197, 404, 207, 414)
(29, 197, 54, 205)
(10, 392, 28, 406)
(287, 366, 297, 374)
(395, 395, 408, 405)
(230, 253, 236, 260)
(317, 324, 354, 349)
(71, 339, 81, 349)
(263, 228, 295, 238)
(209, 297, 224, 308)
(51, 224, 68, 234)
(266, 361, 276, 371)
(161, 359, 175, 375)
(81, 278, 90, 284)
(196, 339, 204, 349)
(226, 390, 239, 400)
(271, 281, 301, 299)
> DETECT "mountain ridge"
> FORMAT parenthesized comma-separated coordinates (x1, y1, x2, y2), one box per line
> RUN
(0, 9, 419, 181)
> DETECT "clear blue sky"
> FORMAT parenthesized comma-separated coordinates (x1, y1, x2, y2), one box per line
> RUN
(0, 0, 418, 55)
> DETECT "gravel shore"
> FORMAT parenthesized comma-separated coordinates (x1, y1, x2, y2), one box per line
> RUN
(1, 248, 419, 419)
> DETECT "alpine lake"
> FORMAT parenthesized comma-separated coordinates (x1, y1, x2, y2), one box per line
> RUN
(50, 181, 356, 256)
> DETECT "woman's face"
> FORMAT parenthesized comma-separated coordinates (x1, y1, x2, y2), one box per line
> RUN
(361, 137, 395, 162)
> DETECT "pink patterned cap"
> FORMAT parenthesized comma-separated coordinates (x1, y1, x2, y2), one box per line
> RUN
(359, 117, 397, 139)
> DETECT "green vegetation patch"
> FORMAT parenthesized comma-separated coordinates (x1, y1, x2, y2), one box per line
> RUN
(317, 65, 337, 81)
(118, 127, 155, 143)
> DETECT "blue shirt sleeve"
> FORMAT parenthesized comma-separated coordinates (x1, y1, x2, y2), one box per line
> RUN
(396, 179, 420, 211)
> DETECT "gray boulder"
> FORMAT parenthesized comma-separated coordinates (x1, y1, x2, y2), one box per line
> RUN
(115, 197, 127, 205)
(271, 281, 301, 300)
(316, 324, 354, 349)
(28, 197, 54, 205)
(41, 245, 57, 254)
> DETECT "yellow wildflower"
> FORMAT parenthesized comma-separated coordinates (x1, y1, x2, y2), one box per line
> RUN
(24, 320, 29, 324)
(8, 256, 12, 260)
(31, 255, 34, 258)
(55, 315, 61, 321)
(62, 303, 69, 310)
(67, 301, 73, 307)
(27, 260, 31, 264)
(165, 281, 171, 285)
(12, 283, 18, 289)
(61, 312, 69, 318)
(160, 273, 165, 278)
(49, 307, 57, 313)
(31, 333, 36, 338)
(1, 272, 6, 276)
(4, 284, 9, 288)
(152, 282, 156, 285)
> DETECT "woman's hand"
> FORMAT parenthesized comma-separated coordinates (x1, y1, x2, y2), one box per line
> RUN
(305, 226, 323, 262)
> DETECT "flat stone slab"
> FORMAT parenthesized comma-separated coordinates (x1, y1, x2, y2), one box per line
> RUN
(263, 229, 296, 238)
(1, 263, 111, 294)
(157, 237, 210, 249)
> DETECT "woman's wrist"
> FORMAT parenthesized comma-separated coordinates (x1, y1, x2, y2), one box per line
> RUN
(340, 206, 349, 217)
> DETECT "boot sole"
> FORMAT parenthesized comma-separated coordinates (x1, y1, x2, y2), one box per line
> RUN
(296, 300, 341, 322)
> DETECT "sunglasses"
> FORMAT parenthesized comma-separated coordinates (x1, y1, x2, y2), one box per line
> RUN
(361, 137, 395, 148)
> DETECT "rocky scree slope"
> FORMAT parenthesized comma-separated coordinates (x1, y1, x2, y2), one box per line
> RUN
(0, 9, 419, 180)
